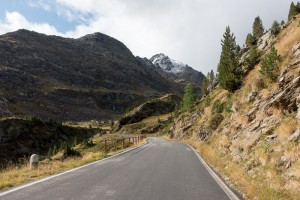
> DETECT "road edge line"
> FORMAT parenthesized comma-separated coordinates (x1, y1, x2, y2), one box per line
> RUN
(0, 141, 148, 197)
(187, 144, 241, 200)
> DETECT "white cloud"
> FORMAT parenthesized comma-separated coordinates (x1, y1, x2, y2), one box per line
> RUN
(0, 1, 294, 73)
(55, 0, 292, 73)
(0, 11, 63, 36)
(28, 0, 52, 12)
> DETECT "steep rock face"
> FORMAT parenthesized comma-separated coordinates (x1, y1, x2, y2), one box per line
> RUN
(149, 53, 205, 95)
(0, 30, 182, 121)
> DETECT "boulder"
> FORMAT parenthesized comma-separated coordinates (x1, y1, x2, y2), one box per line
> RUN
(288, 130, 300, 142)
(257, 30, 274, 51)
(247, 90, 258, 102)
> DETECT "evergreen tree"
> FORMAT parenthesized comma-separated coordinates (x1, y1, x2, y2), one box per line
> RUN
(245, 33, 255, 47)
(288, 2, 298, 21)
(181, 83, 197, 110)
(281, 20, 285, 26)
(246, 45, 260, 67)
(209, 70, 215, 84)
(217, 26, 242, 92)
(72, 136, 78, 147)
(52, 145, 57, 156)
(201, 78, 208, 97)
(271, 20, 280, 35)
(252, 16, 264, 38)
(259, 46, 281, 82)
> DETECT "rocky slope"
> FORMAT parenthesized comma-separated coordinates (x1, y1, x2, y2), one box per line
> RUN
(167, 15, 300, 199)
(0, 30, 186, 121)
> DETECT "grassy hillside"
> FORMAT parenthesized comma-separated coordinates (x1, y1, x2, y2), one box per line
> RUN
(166, 14, 300, 199)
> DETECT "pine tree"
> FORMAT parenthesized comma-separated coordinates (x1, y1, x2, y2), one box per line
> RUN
(259, 46, 281, 82)
(217, 26, 242, 92)
(246, 45, 260, 67)
(201, 78, 208, 97)
(252, 16, 264, 38)
(288, 2, 300, 21)
(281, 20, 285, 26)
(72, 136, 78, 147)
(271, 20, 280, 35)
(209, 70, 215, 84)
(181, 83, 197, 110)
(245, 33, 255, 47)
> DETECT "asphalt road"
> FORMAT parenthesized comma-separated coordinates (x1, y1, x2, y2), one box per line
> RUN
(0, 138, 240, 200)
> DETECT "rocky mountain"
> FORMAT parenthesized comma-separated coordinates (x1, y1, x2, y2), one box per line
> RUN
(149, 53, 205, 92)
(0, 29, 187, 121)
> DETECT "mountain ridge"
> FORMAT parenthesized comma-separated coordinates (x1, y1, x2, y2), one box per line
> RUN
(0, 29, 198, 121)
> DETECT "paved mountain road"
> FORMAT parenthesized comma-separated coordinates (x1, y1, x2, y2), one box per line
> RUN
(0, 138, 240, 200)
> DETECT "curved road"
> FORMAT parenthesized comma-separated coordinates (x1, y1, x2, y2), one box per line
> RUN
(0, 138, 240, 200)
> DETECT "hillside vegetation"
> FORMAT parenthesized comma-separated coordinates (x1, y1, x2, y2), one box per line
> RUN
(166, 14, 300, 199)
(116, 11, 300, 200)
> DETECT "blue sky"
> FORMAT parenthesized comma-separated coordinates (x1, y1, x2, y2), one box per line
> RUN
(0, 0, 82, 32)
(0, 0, 295, 73)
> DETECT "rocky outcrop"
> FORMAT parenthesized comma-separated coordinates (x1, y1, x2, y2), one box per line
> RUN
(118, 94, 181, 129)
(257, 30, 275, 51)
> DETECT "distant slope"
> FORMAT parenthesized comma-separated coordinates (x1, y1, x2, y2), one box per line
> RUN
(0, 30, 183, 121)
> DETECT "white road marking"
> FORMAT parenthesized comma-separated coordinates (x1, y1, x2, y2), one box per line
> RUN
(187, 144, 241, 200)
(185, 147, 191, 151)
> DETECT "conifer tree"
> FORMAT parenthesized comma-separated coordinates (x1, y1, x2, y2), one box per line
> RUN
(245, 33, 255, 47)
(201, 78, 208, 97)
(209, 70, 215, 84)
(271, 20, 280, 35)
(181, 83, 197, 110)
(246, 45, 260, 67)
(252, 16, 264, 38)
(288, 2, 298, 21)
(259, 46, 281, 82)
(217, 26, 242, 92)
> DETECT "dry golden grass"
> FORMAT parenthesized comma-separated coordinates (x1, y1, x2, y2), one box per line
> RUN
(276, 15, 300, 59)
(275, 117, 298, 141)
(183, 137, 298, 200)
(0, 135, 146, 191)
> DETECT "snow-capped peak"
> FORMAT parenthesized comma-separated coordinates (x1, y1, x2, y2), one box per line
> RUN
(150, 53, 187, 74)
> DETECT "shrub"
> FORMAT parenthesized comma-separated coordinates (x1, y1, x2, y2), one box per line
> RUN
(208, 113, 224, 130)
(63, 146, 81, 159)
(212, 100, 224, 114)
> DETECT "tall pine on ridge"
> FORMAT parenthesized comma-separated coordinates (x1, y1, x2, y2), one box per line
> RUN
(252, 16, 264, 38)
(288, 2, 300, 21)
(217, 26, 242, 92)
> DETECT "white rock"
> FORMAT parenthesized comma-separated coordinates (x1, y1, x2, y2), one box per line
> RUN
(30, 154, 39, 169)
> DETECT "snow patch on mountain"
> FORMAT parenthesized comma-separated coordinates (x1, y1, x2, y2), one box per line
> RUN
(150, 53, 187, 74)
